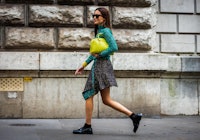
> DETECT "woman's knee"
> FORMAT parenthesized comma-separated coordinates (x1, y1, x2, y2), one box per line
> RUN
(102, 98, 111, 106)
(100, 87, 111, 105)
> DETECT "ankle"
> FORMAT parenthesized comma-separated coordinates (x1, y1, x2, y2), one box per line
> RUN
(129, 113, 135, 119)
(84, 123, 91, 128)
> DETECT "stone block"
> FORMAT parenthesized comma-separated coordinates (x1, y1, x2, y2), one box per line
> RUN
(112, 7, 156, 29)
(5, 0, 54, 3)
(181, 57, 200, 72)
(57, 0, 95, 5)
(58, 28, 93, 49)
(0, 5, 25, 25)
(0, 52, 39, 70)
(99, 78, 161, 117)
(197, 35, 200, 53)
(23, 78, 98, 118)
(152, 34, 159, 53)
(113, 53, 168, 71)
(40, 52, 92, 70)
(98, 0, 157, 7)
(179, 15, 200, 33)
(199, 80, 200, 115)
(29, 5, 84, 27)
(167, 56, 181, 72)
(112, 29, 156, 51)
(0, 71, 39, 78)
(5, 27, 55, 49)
(0, 28, 1, 48)
(161, 34, 195, 53)
(197, 0, 200, 13)
(161, 79, 198, 115)
(156, 14, 177, 33)
(0, 92, 22, 118)
(160, 0, 194, 13)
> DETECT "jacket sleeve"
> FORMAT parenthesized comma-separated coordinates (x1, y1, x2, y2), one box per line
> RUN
(82, 55, 95, 67)
(99, 28, 118, 57)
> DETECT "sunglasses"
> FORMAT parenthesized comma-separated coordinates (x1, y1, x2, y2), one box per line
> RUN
(92, 14, 102, 18)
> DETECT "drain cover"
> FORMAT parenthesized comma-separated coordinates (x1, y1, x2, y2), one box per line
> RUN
(10, 124, 36, 126)
(0, 78, 23, 91)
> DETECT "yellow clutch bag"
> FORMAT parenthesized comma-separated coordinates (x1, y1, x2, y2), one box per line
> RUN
(90, 34, 108, 54)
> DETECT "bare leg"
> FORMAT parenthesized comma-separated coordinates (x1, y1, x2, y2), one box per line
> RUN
(100, 87, 133, 116)
(85, 96, 94, 125)
(73, 95, 94, 134)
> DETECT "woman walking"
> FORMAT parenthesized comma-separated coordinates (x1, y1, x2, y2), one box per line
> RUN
(73, 7, 142, 134)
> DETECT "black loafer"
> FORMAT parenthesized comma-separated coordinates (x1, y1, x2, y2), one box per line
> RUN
(131, 113, 142, 133)
(73, 127, 93, 134)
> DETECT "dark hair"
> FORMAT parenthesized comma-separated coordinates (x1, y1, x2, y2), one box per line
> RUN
(94, 7, 111, 36)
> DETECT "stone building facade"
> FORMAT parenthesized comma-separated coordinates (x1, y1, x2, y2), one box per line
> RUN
(0, 0, 199, 118)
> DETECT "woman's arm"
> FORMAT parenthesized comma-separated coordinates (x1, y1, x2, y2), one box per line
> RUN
(75, 55, 95, 75)
(99, 28, 118, 57)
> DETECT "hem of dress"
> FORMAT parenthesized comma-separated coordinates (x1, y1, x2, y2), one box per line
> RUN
(99, 85, 117, 91)
(82, 89, 96, 100)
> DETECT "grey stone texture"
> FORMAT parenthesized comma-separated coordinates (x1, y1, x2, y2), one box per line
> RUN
(58, 28, 93, 49)
(198, 35, 200, 53)
(179, 15, 200, 33)
(160, 0, 195, 13)
(161, 79, 199, 115)
(167, 56, 181, 72)
(99, 0, 157, 7)
(161, 34, 195, 53)
(181, 57, 200, 72)
(5, 0, 54, 4)
(57, 0, 157, 6)
(57, 0, 95, 5)
(0, 91, 23, 118)
(0, 5, 25, 25)
(5, 27, 55, 49)
(199, 81, 200, 112)
(0, 28, 1, 48)
(0, 52, 39, 70)
(197, 0, 200, 13)
(113, 29, 156, 50)
(29, 5, 84, 27)
(112, 7, 156, 29)
(156, 14, 177, 33)
(40, 52, 91, 70)
(113, 53, 167, 71)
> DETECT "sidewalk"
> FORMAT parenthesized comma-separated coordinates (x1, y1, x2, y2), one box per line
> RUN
(0, 116, 200, 140)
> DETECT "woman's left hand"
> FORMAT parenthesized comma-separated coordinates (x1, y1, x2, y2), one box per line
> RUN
(75, 66, 84, 75)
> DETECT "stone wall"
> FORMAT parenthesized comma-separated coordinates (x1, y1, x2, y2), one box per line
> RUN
(0, 0, 199, 118)
(157, 0, 200, 115)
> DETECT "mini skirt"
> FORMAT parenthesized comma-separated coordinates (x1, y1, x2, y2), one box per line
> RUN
(82, 57, 118, 100)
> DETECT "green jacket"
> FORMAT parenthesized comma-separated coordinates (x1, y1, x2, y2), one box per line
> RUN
(82, 25, 118, 67)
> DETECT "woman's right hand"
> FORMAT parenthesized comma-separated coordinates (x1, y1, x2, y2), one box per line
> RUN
(75, 66, 84, 75)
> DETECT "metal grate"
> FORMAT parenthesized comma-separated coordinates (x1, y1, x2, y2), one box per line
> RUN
(0, 78, 23, 91)
(10, 124, 36, 127)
